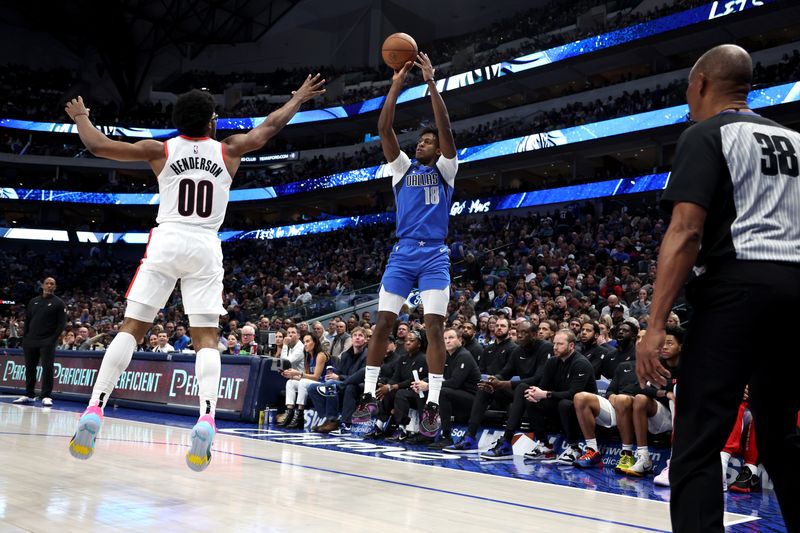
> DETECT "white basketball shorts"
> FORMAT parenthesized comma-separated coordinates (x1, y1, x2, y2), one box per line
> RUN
(595, 394, 617, 428)
(648, 400, 673, 434)
(125, 223, 226, 316)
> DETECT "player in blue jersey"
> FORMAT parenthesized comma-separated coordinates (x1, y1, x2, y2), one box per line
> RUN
(353, 52, 458, 439)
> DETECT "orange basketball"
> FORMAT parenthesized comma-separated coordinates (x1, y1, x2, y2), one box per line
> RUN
(382, 33, 418, 71)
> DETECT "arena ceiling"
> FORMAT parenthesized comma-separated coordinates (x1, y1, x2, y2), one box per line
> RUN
(0, 0, 550, 103)
(2, 0, 545, 59)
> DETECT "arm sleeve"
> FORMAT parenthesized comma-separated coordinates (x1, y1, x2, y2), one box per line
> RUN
(536, 358, 557, 390)
(53, 301, 67, 345)
(397, 354, 428, 389)
(389, 152, 412, 187)
(606, 372, 620, 397)
(551, 360, 594, 401)
(22, 299, 33, 338)
(388, 358, 404, 385)
(287, 343, 305, 368)
(642, 384, 660, 400)
(436, 154, 458, 188)
(660, 122, 723, 213)
(342, 366, 366, 386)
(479, 348, 490, 373)
(591, 352, 604, 380)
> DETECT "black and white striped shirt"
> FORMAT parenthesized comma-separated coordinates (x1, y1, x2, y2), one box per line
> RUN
(662, 111, 800, 266)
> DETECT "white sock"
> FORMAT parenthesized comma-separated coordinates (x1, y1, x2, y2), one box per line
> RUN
(364, 365, 380, 396)
(195, 348, 221, 418)
(90, 332, 136, 408)
(622, 443, 634, 452)
(637, 446, 650, 459)
(585, 438, 598, 452)
(427, 373, 444, 405)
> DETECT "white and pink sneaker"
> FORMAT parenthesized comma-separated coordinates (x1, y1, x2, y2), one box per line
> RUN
(654, 459, 670, 487)
(186, 414, 216, 472)
(69, 405, 104, 460)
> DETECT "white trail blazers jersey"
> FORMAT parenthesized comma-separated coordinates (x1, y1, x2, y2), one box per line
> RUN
(156, 135, 232, 231)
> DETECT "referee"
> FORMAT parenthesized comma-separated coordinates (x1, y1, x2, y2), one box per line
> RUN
(637, 44, 800, 532)
(13, 277, 66, 407)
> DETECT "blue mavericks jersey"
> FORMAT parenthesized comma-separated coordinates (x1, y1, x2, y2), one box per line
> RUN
(389, 151, 458, 242)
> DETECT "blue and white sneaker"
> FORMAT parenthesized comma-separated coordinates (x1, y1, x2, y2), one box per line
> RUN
(442, 435, 480, 454)
(479, 439, 514, 460)
(69, 405, 104, 460)
(186, 414, 216, 472)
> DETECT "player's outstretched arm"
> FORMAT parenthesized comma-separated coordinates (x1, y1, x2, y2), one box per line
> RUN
(415, 52, 456, 159)
(378, 61, 413, 162)
(65, 97, 163, 162)
(223, 74, 326, 159)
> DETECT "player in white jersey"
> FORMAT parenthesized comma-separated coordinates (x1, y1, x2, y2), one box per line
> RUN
(64, 75, 325, 471)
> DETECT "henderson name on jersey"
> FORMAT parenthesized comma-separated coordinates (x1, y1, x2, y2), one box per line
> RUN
(157, 135, 233, 232)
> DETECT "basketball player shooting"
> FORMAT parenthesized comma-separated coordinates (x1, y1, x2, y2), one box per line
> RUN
(352, 53, 458, 438)
(64, 75, 325, 471)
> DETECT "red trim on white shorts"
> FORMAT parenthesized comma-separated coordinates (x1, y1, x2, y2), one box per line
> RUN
(125, 229, 154, 298)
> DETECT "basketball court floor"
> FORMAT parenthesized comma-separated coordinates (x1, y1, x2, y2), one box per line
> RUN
(0, 396, 785, 532)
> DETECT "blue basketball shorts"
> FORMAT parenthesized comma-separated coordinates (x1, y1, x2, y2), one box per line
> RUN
(380, 239, 450, 298)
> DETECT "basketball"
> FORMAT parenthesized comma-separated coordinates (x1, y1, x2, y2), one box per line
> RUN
(382, 33, 418, 71)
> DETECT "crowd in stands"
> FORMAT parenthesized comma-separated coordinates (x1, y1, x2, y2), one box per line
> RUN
(1, 0, 722, 130)
(0, 195, 771, 491)
(2, 47, 798, 196)
(1, 197, 665, 351)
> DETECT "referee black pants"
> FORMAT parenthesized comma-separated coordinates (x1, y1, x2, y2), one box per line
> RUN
(670, 261, 800, 533)
(23, 344, 56, 399)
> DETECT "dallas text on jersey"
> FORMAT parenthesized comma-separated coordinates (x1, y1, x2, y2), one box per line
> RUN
(405, 173, 439, 187)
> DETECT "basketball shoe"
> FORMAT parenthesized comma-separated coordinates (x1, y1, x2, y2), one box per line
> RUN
(186, 414, 216, 472)
(352, 393, 378, 423)
(419, 402, 441, 438)
(68, 406, 104, 460)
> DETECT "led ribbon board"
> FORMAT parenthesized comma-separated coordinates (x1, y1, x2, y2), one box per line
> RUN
(2, 80, 798, 205)
(0, 172, 670, 243)
(0, 0, 774, 137)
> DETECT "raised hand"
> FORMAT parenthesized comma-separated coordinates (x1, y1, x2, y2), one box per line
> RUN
(392, 61, 414, 83)
(414, 52, 435, 82)
(65, 96, 91, 121)
(291, 74, 326, 103)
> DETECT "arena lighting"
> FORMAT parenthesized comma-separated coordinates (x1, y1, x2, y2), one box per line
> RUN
(2, 80, 798, 205)
(0, 172, 669, 244)
(0, 0, 774, 137)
